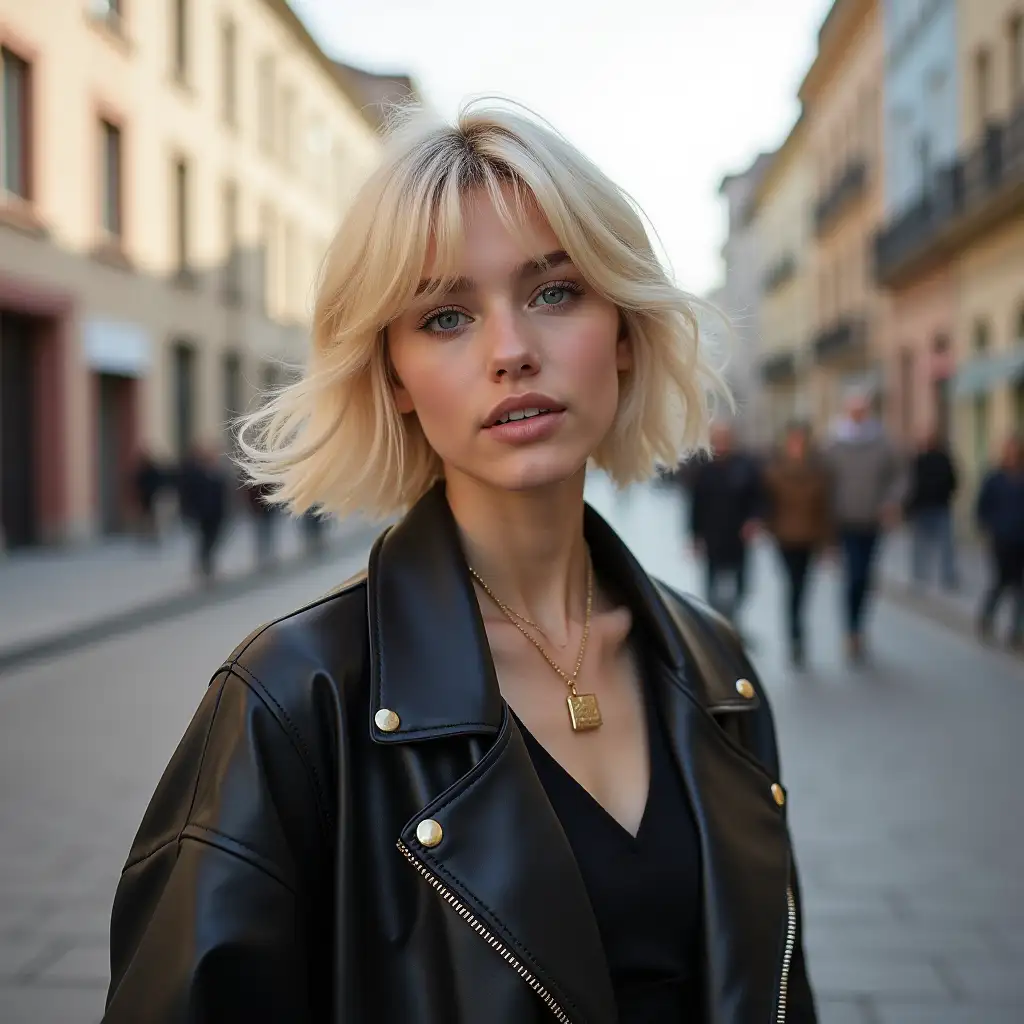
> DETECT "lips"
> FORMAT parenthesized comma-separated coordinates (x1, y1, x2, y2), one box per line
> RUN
(483, 393, 566, 429)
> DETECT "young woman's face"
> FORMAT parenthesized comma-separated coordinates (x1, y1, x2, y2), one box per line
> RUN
(388, 187, 628, 494)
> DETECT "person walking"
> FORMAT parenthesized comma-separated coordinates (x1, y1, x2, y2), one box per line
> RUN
(976, 435, 1024, 649)
(762, 422, 833, 668)
(688, 421, 763, 628)
(132, 451, 165, 545)
(904, 429, 958, 589)
(178, 444, 229, 584)
(825, 391, 903, 664)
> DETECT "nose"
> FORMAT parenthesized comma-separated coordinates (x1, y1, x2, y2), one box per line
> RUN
(485, 306, 540, 382)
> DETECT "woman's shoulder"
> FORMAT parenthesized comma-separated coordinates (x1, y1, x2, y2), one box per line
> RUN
(219, 569, 372, 740)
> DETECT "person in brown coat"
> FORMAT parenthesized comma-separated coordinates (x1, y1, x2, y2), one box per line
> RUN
(762, 421, 834, 667)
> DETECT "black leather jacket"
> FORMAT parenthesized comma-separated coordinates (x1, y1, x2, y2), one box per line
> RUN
(104, 483, 817, 1023)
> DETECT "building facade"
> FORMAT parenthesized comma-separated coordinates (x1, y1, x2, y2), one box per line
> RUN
(749, 116, 814, 443)
(874, 0, 960, 448)
(799, 0, 886, 437)
(874, 0, 1024, 511)
(0, 0, 407, 548)
(715, 152, 773, 442)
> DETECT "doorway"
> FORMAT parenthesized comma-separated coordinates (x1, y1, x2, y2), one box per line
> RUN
(0, 312, 38, 548)
(96, 373, 136, 534)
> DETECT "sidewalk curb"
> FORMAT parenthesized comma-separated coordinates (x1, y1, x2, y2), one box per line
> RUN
(0, 523, 381, 675)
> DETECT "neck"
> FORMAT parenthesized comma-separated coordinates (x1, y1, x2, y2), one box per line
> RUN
(445, 468, 591, 640)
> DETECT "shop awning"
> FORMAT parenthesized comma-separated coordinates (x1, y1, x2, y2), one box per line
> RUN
(952, 346, 1024, 397)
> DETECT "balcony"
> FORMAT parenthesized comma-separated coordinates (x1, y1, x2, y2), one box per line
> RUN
(762, 252, 796, 295)
(815, 158, 868, 235)
(875, 104, 1024, 288)
(812, 316, 867, 363)
(761, 351, 798, 383)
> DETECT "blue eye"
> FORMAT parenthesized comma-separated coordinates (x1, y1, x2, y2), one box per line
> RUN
(422, 309, 469, 333)
(536, 286, 567, 306)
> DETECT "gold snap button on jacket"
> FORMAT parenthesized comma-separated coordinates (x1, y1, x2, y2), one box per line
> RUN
(771, 783, 786, 807)
(374, 708, 400, 733)
(416, 818, 443, 848)
(735, 678, 755, 699)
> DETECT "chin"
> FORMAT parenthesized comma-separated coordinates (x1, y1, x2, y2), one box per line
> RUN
(472, 447, 590, 494)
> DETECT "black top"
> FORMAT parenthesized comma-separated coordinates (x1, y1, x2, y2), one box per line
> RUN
(516, 680, 704, 1022)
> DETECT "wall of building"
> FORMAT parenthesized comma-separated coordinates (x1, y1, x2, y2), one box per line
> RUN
(0, 0, 391, 544)
(804, 0, 887, 433)
(882, 0, 960, 216)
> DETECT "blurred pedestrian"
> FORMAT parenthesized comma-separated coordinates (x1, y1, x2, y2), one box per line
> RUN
(133, 451, 165, 544)
(762, 421, 833, 668)
(688, 421, 763, 626)
(975, 435, 1024, 649)
(178, 444, 229, 584)
(245, 480, 278, 569)
(825, 390, 904, 665)
(904, 429, 958, 589)
(301, 508, 328, 557)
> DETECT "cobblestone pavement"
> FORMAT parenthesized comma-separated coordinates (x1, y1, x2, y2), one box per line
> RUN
(1, 480, 1020, 1023)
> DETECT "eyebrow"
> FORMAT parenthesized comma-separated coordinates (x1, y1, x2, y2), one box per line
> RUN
(415, 249, 573, 296)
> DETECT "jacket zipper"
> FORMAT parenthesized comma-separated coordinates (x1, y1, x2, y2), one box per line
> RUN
(776, 885, 796, 1023)
(397, 839, 574, 1023)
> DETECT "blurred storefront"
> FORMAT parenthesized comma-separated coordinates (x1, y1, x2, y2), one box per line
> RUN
(0, 3, 416, 548)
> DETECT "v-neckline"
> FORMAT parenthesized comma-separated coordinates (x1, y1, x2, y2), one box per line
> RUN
(513, 689, 656, 843)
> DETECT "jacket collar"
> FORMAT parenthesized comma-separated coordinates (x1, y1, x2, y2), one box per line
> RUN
(367, 481, 747, 744)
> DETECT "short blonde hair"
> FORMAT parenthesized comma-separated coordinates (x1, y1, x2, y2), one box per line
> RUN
(237, 99, 730, 519)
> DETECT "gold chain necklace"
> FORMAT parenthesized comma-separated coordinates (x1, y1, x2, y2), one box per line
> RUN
(468, 560, 603, 732)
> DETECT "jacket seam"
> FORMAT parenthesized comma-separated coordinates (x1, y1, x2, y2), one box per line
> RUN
(183, 824, 297, 895)
(223, 663, 334, 842)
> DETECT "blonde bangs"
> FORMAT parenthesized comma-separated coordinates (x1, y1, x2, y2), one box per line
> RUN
(235, 99, 730, 520)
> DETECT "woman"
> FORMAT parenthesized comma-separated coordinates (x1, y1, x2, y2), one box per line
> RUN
(762, 422, 833, 667)
(976, 434, 1024, 648)
(103, 102, 817, 1023)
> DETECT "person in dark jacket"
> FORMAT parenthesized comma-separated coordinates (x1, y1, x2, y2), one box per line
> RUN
(133, 451, 165, 543)
(688, 421, 763, 626)
(178, 444, 229, 583)
(102, 104, 817, 1024)
(976, 435, 1024, 648)
(762, 422, 833, 667)
(904, 429, 958, 589)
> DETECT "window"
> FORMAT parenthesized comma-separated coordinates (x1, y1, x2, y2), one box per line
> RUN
(100, 119, 122, 238)
(88, 0, 124, 31)
(223, 179, 240, 299)
(221, 18, 237, 127)
(280, 86, 296, 168)
(223, 351, 243, 425)
(1, 48, 31, 201)
(974, 47, 991, 132)
(973, 319, 990, 353)
(171, 340, 196, 460)
(257, 55, 275, 155)
(171, 0, 188, 81)
(260, 202, 276, 314)
(173, 157, 189, 273)
(1010, 16, 1024, 104)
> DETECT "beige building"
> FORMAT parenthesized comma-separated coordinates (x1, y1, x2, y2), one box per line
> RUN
(0, 0, 412, 547)
(798, 0, 886, 436)
(948, 0, 1024, 502)
(749, 115, 814, 443)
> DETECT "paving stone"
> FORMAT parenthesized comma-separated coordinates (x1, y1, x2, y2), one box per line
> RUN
(33, 943, 109, 986)
(0, 935, 62, 980)
(873, 1001, 1021, 1024)
(0, 985, 103, 1024)
(808, 955, 950, 999)
(804, 920, 995, 958)
(816, 998, 873, 1024)
(941, 959, 1024, 1004)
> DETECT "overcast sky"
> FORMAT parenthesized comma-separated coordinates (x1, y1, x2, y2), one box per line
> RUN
(292, 0, 832, 297)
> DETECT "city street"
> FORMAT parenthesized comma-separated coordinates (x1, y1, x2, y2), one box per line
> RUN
(1, 479, 1021, 1023)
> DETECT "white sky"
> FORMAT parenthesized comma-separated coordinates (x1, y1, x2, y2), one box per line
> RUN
(292, 0, 833, 297)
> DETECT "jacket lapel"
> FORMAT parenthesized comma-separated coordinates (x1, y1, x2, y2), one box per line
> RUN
(366, 482, 791, 1023)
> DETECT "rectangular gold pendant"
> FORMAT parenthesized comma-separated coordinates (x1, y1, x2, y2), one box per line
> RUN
(566, 692, 602, 732)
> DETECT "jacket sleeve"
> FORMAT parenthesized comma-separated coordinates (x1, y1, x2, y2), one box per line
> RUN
(103, 664, 333, 1023)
